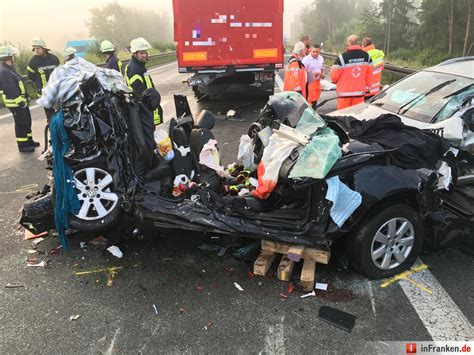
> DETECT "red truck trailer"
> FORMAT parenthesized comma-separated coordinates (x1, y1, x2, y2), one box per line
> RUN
(173, 0, 284, 99)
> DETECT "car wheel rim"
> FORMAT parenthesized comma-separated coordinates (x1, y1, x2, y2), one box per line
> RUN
(371, 217, 415, 270)
(73, 167, 118, 221)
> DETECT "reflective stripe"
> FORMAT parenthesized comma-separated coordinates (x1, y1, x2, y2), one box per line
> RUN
(38, 70, 47, 88)
(16, 137, 28, 142)
(339, 62, 370, 68)
(371, 82, 381, 88)
(27, 133, 32, 137)
(372, 58, 384, 66)
(18, 81, 26, 95)
(287, 67, 301, 71)
(128, 74, 144, 86)
(337, 91, 366, 97)
(372, 68, 382, 74)
(118, 60, 123, 74)
(293, 86, 302, 91)
(338, 54, 345, 66)
(2, 94, 26, 107)
(144, 75, 153, 89)
(27, 66, 35, 73)
(153, 109, 161, 125)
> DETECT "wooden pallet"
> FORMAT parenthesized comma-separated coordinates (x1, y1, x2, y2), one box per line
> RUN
(253, 240, 331, 291)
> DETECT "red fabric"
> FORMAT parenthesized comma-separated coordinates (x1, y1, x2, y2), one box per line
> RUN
(330, 45, 372, 98)
(283, 54, 307, 99)
(307, 80, 321, 104)
(337, 96, 364, 110)
(252, 162, 277, 200)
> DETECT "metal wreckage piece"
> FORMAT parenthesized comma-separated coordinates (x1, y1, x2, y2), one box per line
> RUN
(20, 83, 474, 250)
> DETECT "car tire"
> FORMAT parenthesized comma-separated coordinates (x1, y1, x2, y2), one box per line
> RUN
(347, 204, 423, 279)
(69, 165, 122, 233)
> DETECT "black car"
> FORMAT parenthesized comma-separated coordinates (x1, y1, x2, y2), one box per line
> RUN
(20, 77, 474, 279)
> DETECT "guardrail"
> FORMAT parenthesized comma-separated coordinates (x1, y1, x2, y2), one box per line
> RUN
(321, 51, 416, 76)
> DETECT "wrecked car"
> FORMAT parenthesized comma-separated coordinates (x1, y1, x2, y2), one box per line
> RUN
(20, 69, 474, 279)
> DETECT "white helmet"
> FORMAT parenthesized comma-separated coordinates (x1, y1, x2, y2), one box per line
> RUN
(63, 47, 77, 58)
(130, 37, 152, 53)
(0, 45, 19, 59)
(100, 40, 115, 53)
(31, 37, 47, 49)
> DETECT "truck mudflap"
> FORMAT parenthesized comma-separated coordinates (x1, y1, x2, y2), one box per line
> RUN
(189, 71, 275, 99)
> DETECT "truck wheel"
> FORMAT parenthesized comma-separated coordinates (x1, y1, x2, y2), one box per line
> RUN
(69, 166, 122, 232)
(347, 204, 423, 279)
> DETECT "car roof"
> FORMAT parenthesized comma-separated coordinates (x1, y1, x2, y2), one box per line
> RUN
(423, 57, 474, 79)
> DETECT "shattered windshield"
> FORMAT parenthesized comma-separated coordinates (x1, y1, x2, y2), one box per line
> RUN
(371, 71, 474, 123)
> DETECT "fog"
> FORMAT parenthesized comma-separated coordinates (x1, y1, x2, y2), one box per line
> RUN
(0, 0, 311, 51)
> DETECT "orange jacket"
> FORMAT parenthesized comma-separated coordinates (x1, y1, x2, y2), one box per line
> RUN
(330, 45, 373, 97)
(284, 54, 307, 98)
(363, 44, 385, 96)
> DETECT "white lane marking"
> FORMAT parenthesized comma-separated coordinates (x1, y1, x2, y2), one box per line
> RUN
(261, 315, 285, 354)
(0, 62, 178, 120)
(104, 328, 121, 355)
(275, 72, 284, 92)
(399, 260, 473, 341)
(367, 280, 377, 317)
(0, 104, 40, 120)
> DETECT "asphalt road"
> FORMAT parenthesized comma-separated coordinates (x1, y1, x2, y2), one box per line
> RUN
(0, 62, 473, 354)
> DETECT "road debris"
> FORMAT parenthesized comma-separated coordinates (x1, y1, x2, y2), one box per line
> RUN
(107, 245, 123, 258)
(152, 304, 159, 315)
(27, 261, 47, 267)
(318, 306, 356, 332)
(178, 307, 187, 314)
(32, 237, 44, 246)
(198, 243, 222, 253)
(5, 284, 24, 288)
(74, 266, 122, 276)
(204, 320, 213, 330)
(233, 282, 244, 292)
(24, 230, 48, 240)
(288, 283, 295, 294)
(315, 282, 328, 291)
(217, 247, 228, 257)
(301, 290, 316, 299)
(27, 249, 39, 264)
(106, 270, 118, 286)
(80, 241, 87, 249)
(69, 314, 81, 321)
(89, 236, 108, 249)
(49, 245, 63, 255)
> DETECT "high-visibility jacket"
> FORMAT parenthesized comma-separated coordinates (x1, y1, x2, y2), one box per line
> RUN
(27, 52, 60, 94)
(363, 44, 385, 96)
(330, 45, 373, 98)
(125, 56, 161, 125)
(106, 53, 123, 74)
(283, 54, 307, 99)
(0, 63, 29, 108)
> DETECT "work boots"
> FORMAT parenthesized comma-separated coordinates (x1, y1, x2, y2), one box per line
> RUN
(28, 138, 40, 147)
(18, 142, 35, 153)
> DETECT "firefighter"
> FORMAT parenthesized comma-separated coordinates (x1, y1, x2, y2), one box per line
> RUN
(362, 37, 385, 100)
(302, 44, 325, 109)
(0, 46, 39, 152)
(125, 37, 162, 126)
(330, 35, 373, 110)
(283, 42, 308, 99)
(27, 37, 59, 121)
(100, 40, 123, 73)
(63, 47, 77, 62)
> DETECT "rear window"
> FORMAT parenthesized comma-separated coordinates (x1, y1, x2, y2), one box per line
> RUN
(371, 71, 474, 123)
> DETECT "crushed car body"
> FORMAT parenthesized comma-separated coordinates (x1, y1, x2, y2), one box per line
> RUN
(20, 65, 474, 279)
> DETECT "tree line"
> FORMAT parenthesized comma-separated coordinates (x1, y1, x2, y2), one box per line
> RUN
(298, 0, 472, 67)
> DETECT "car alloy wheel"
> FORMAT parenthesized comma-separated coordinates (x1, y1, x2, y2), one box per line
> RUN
(73, 167, 118, 221)
(371, 217, 415, 270)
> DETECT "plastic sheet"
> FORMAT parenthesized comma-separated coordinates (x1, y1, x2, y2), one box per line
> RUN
(199, 139, 231, 178)
(325, 176, 362, 228)
(289, 128, 342, 180)
(296, 107, 326, 136)
(237, 135, 255, 168)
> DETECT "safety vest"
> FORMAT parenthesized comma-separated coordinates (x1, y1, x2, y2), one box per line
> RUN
(283, 54, 308, 99)
(125, 56, 161, 125)
(27, 52, 60, 94)
(0, 64, 28, 108)
(364, 45, 385, 96)
(330, 45, 373, 98)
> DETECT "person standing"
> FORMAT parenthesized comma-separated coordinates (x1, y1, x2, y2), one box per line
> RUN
(27, 37, 59, 121)
(301, 35, 311, 56)
(0, 46, 39, 152)
(362, 37, 385, 100)
(100, 40, 123, 74)
(302, 44, 325, 109)
(283, 42, 308, 99)
(330, 35, 373, 110)
(125, 37, 162, 126)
